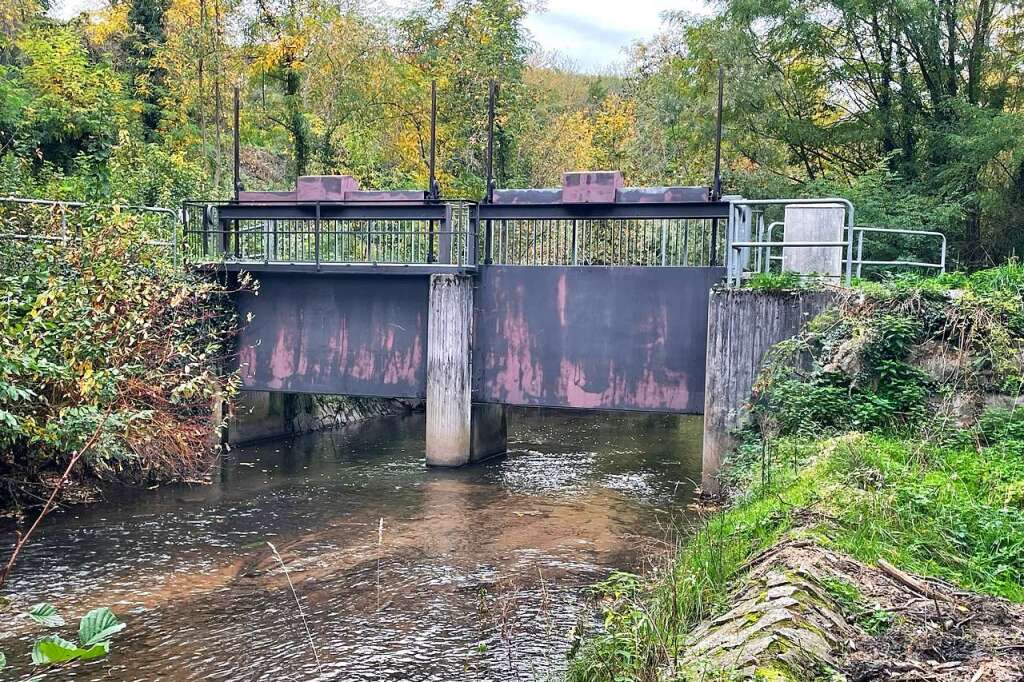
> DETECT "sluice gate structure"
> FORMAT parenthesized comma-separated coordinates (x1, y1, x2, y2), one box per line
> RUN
(181, 170, 947, 493)
(183, 170, 730, 468)
(179, 83, 947, 489)
(0, 82, 947, 491)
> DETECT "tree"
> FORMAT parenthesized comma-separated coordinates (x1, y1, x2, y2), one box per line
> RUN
(124, 0, 171, 137)
(630, 0, 1024, 263)
(9, 26, 132, 173)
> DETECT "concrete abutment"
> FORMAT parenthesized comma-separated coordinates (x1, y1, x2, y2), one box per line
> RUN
(701, 288, 836, 496)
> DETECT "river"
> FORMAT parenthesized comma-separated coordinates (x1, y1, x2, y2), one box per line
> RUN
(1, 408, 703, 681)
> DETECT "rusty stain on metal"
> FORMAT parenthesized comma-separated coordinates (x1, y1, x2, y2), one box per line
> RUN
(474, 266, 725, 413)
(236, 273, 428, 397)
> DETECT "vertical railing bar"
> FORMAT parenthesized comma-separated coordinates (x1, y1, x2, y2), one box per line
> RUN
(660, 220, 668, 267)
(571, 219, 578, 266)
(856, 228, 865, 279)
(683, 218, 690, 267)
(315, 203, 321, 271)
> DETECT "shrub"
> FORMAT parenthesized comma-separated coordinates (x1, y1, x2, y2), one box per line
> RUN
(0, 206, 240, 506)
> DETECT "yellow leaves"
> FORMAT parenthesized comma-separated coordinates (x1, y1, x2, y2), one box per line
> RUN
(520, 90, 641, 185)
(169, 288, 187, 308)
(529, 109, 598, 185)
(32, 289, 54, 314)
(77, 361, 96, 397)
(82, 2, 129, 47)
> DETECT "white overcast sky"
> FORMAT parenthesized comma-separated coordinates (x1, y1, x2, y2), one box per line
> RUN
(48, 0, 708, 73)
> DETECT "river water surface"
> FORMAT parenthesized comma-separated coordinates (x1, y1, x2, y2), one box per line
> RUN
(2, 409, 702, 681)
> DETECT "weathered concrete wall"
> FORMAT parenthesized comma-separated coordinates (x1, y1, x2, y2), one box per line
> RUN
(426, 274, 474, 466)
(228, 392, 417, 445)
(425, 274, 508, 466)
(702, 288, 835, 495)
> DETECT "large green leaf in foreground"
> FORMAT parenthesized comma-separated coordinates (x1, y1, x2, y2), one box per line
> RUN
(31, 635, 109, 664)
(78, 607, 126, 647)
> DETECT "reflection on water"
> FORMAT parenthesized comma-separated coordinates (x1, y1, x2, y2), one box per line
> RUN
(0, 408, 703, 680)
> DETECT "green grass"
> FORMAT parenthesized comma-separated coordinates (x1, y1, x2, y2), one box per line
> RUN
(824, 434, 1024, 601)
(744, 271, 815, 291)
(567, 431, 1024, 681)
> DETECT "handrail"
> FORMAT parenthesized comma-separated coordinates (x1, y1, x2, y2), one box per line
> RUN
(759, 221, 947, 276)
(852, 225, 946, 276)
(0, 196, 180, 264)
(182, 199, 477, 268)
(0, 196, 178, 218)
(726, 198, 855, 286)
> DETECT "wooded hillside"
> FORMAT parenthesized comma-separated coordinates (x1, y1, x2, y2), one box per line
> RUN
(2, 0, 1023, 265)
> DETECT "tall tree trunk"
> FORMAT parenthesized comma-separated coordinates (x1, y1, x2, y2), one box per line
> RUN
(199, 0, 208, 169)
(872, 12, 897, 163)
(966, 0, 995, 105)
(964, 198, 984, 267)
(285, 66, 309, 178)
(897, 47, 917, 178)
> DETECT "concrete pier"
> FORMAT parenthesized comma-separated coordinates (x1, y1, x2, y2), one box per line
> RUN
(701, 289, 835, 496)
(470, 403, 508, 463)
(228, 392, 316, 445)
(426, 274, 507, 466)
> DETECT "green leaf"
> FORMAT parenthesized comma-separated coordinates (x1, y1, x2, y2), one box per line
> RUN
(0, 651, 6, 669)
(30, 634, 109, 664)
(78, 607, 125, 647)
(26, 602, 65, 627)
(32, 636, 78, 664)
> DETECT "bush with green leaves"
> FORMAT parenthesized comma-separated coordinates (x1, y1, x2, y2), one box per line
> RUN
(0, 205, 240, 507)
(753, 263, 1023, 438)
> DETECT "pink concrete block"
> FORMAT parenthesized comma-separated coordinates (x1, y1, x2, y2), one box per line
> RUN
(345, 190, 427, 202)
(238, 190, 296, 202)
(296, 175, 360, 201)
(561, 171, 624, 203)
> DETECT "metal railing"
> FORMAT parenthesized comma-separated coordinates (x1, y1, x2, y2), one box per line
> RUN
(475, 217, 724, 266)
(2, 195, 951, 281)
(851, 226, 946, 276)
(726, 198, 856, 286)
(474, 201, 729, 267)
(0, 196, 180, 261)
(755, 222, 947, 277)
(181, 201, 476, 268)
(182, 199, 732, 269)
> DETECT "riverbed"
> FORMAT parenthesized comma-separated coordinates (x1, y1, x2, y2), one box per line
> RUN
(1, 408, 702, 680)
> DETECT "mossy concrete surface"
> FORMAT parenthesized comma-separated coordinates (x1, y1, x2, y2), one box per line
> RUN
(672, 540, 1024, 681)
